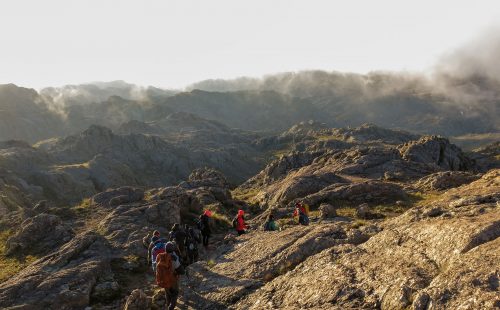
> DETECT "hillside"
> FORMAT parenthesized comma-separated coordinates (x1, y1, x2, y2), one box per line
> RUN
(0, 123, 498, 309)
(0, 75, 498, 144)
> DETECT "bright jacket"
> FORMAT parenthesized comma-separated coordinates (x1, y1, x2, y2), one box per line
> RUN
(236, 215, 247, 231)
(293, 206, 306, 217)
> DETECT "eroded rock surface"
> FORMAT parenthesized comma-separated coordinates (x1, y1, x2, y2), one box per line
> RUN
(234, 170, 500, 310)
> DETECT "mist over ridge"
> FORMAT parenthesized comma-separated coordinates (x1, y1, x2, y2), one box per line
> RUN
(0, 30, 499, 143)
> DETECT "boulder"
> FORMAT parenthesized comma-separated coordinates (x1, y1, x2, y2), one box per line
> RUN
(151, 290, 166, 309)
(91, 186, 144, 207)
(90, 281, 120, 303)
(124, 289, 151, 310)
(5, 213, 74, 255)
(186, 167, 229, 189)
(414, 171, 480, 191)
(0, 232, 110, 310)
(298, 181, 408, 208)
(356, 203, 370, 219)
(319, 203, 336, 219)
(398, 136, 474, 171)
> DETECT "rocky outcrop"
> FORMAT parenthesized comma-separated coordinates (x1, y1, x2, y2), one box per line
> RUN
(183, 223, 377, 308)
(234, 170, 500, 310)
(239, 134, 475, 209)
(414, 171, 480, 191)
(469, 141, 500, 171)
(0, 232, 110, 310)
(294, 180, 408, 208)
(5, 213, 74, 255)
(319, 203, 336, 219)
(91, 186, 145, 207)
(182, 168, 230, 189)
(399, 136, 475, 171)
(124, 289, 152, 310)
(0, 168, 215, 309)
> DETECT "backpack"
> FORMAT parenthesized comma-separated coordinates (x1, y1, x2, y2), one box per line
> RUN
(155, 252, 177, 288)
(299, 214, 310, 226)
(197, 218, 206, 231)
(263, 221, 271, 231)
(186, 233, 197, 251)
(151, 242, 165, 264)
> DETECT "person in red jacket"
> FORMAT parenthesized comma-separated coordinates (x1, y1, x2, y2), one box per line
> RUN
(234, 209, 249, 235)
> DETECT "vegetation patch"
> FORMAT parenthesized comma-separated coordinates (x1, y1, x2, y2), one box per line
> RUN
(350, 219, 368, 229)
(408, 192, 443, 207)
(336, 207, 357, 218)
(231, 187, 261, 203)
(0, 229, 38, 283)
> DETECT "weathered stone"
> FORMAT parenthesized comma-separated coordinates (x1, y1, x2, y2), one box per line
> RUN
(319, 203, 336, 218)
(91, 281, 120, 302)
(124, 289, 151, 310)
(5, 213, 74, 255)
(92, 187, 144, 207)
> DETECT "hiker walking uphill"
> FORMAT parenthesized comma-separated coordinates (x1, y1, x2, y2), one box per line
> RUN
(185, 224, 200, 264)
(151, 237, 169, 272)
(233, 209, 250, 235)
(293, 202, 310, 226)
(169, 223, 188, 264)
(197, 210, 212, 247)
(145, 230, 161, 267)
(156, 241, 184, 310)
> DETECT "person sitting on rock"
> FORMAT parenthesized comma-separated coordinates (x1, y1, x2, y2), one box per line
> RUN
(293, 202, 310, 226)
(169, 224, 187, 264)
(197, 210, 212, 247)
(233, 209, 250, 235)
(146, 230, 161, 266)
(156, 241, 183, 310)
(263, 214, 279, 231)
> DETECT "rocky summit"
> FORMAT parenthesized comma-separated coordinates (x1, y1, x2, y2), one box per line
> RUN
(0, 120, 498, 310)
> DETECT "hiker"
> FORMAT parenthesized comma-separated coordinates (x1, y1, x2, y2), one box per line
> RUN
(263, 214, 279, 231)
(151, 238, 168, 272)
(185, 225, 199, 264)
(156, 241, 184, 310)
(146, 230, 161, 266)
(233, 209, 249, 235)
(169, 223, 188, 265)
(197, 210, 212, 247)
(293, 202, 310, 226)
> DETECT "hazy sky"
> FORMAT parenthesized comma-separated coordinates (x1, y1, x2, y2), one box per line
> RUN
(1, 0, 499, 89)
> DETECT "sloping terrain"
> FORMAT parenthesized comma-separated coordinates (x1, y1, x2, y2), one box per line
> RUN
(234, 170, 500, 309)
(0, 122, 498, 310)
(0, 169, 239, 309)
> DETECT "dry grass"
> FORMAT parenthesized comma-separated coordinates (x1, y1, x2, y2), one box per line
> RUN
(231, 187, 261, 203)
(0, 229, 38, 283)
(211, 211, 232, 228)
(408, 192, 443, 207)
(336, 207, 357, 218)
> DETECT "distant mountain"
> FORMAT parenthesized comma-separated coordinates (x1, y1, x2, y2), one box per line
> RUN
(0, 71, 498, 144)
(39, 80, 176, 107)
(0, 84, 65, 142)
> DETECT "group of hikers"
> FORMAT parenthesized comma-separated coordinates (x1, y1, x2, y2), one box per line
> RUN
(143, 202, 310, 310)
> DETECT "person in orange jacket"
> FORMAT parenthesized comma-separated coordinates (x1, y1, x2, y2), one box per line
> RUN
(233, 209, 250, 235)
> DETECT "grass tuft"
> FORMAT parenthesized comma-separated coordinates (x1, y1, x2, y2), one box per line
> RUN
(0, 229, 38, 283)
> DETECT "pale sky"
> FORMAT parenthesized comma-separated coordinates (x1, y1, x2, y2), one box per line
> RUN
(1, 0, 499, 89)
